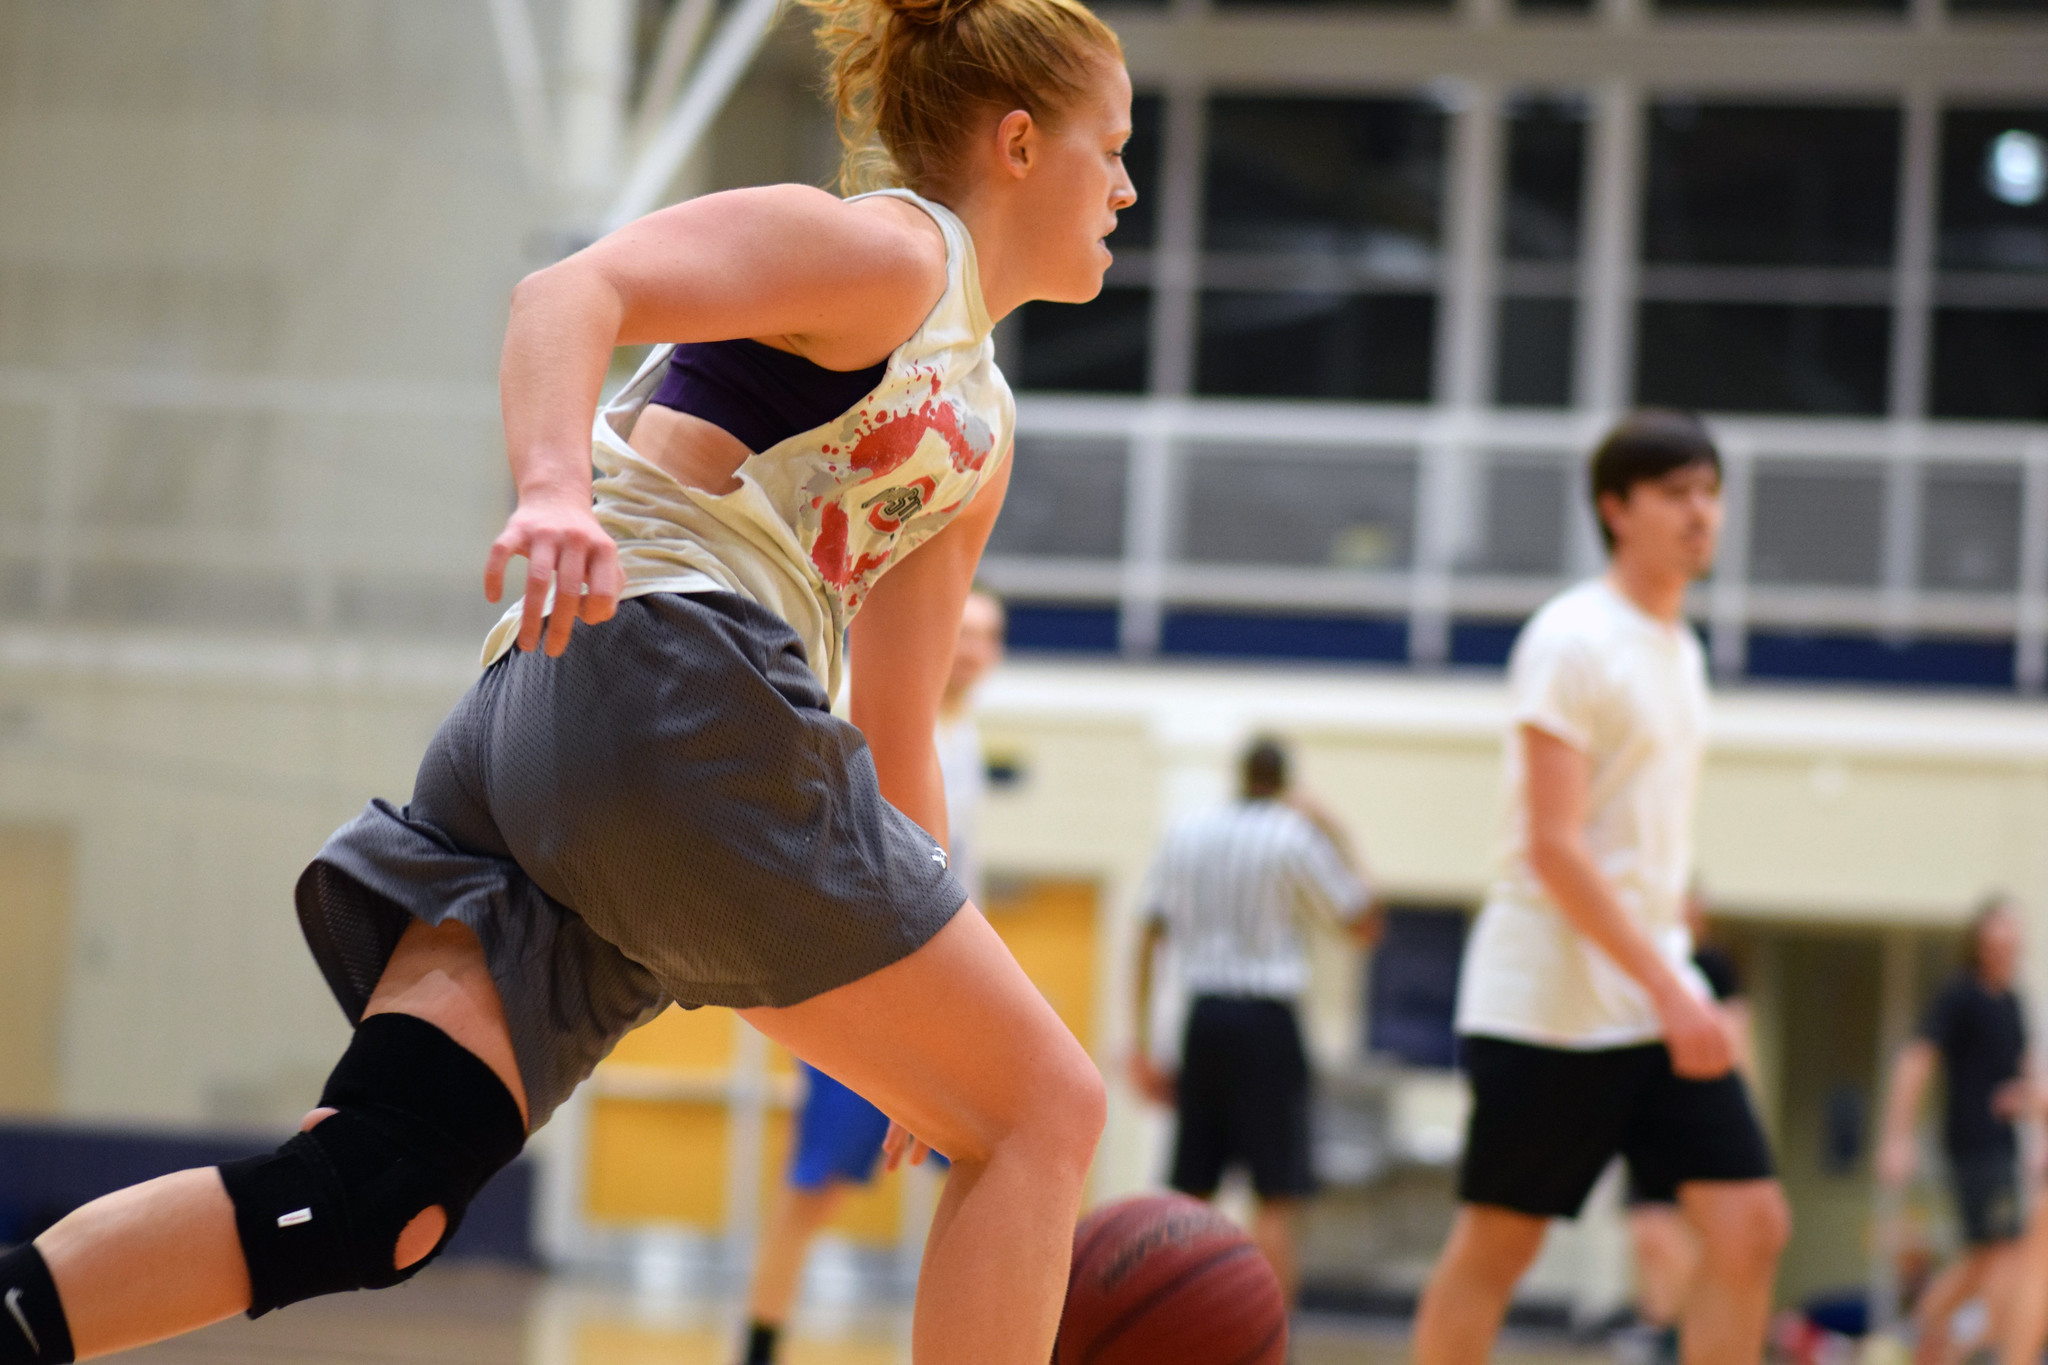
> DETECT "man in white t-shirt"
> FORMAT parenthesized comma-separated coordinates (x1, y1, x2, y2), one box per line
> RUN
(1415, 412, 1788, 1365)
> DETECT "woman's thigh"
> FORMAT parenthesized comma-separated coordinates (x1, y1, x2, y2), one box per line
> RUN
(363, 917, 531, 1128)
(739, 906, 1101, 1166)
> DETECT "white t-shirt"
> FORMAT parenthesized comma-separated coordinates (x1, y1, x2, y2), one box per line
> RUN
(935, 712, 985, 903)
(1142, 800, 1371, 1001)
(1455, 578, 1714, 1049)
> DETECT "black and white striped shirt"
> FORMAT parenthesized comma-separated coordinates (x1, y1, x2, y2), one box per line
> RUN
(1141, 799, 1370, 1000)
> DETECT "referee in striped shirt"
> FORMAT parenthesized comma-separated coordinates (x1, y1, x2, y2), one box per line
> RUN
(1130, 737, 1379, 1304)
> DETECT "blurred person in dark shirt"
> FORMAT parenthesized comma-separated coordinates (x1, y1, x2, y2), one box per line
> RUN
(1878, 896, 2033, 1365)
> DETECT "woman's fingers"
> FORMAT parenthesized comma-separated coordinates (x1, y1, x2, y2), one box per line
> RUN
(544, 543, 588, 657)
(516, 539, 556, 653)
(881, 1120, 932, 1171)
(483, 537, 514, 604)
(487, 503, 619, 654)
(580, 540, 624, 624)
(882, 1120, 909, 1172)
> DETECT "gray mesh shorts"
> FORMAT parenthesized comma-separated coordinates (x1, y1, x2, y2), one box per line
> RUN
(295, 591, 967, 1127)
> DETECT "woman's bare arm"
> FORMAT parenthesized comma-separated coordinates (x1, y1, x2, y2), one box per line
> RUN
(486, 187, 948, 657)
(846, 456, 1012, 845)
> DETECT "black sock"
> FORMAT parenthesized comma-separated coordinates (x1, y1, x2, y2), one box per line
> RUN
(0, 1245, 75, 1365)
(743, 1320, 779, 1365)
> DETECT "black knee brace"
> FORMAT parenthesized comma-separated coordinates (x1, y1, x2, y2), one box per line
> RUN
(218, 1013, 525, 1316)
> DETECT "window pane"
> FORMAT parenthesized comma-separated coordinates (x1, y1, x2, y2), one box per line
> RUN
(1495, 297, 1575, 407)
(984, 436, 1127, 559)
(1749, 462, 1885, 587)
(1939, 109, 2048, 272)
(1636, 303, 1889, 414)
(1116, 94, 1166, 251)
(1181, 448, 1417, 568)
(1949, 0, 2048, 18)
(1659, 0, 1901, 12)
(1644, 104, 1901, 266)
(1204, 97, 1446, 261)
(1503, 95, 1587, 263)
(1931, 309, 2048, 419)
(1217, 0, 1451, 14)
(1012, 288, 1151, 393)
(1466, 459, 1569, 575)
(1920, 465, 2022, 592)
(1197, 292, 1435, 400)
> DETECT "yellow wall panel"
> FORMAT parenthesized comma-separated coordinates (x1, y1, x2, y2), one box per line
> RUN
(0, 827, 70, 1116)
(586, 1097, 728, 1225)
(983, 877, 1097, 1046)
(608, 1004, 736, 1071)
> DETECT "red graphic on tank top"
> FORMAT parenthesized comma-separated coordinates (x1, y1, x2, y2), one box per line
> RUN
(807, 375, 992, 591)
(809, 504, 893, 590)
(841, 376, 990, 478)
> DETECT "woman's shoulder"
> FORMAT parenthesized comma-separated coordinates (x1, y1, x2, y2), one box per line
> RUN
(711, 184, 949, 363)
(739, 184, 947, 286)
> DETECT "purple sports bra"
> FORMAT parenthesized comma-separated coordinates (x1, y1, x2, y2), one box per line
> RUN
(647, 337, 888, 454)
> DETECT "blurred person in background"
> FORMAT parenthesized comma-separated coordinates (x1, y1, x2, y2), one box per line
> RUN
(1415, 411, 1788, 1365)
(1622, 884, 1758, 1365)
(1878, 895, 2033, 1365)
(736, 589, 1001, 1365)
(1128, 736, 1378, 1306)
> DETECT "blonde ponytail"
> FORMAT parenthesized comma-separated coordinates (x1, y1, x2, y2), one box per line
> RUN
(802, 0, 1122, 196)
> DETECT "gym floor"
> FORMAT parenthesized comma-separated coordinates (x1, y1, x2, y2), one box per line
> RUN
(115, 1264, 1610, 1365)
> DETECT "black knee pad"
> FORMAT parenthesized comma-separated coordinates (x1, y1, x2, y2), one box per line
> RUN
(218, 1013, 525, 1316)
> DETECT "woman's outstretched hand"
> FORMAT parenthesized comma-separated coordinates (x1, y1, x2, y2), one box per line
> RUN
(484, 493, 624, 656)
(883, 1120, 934, 1172)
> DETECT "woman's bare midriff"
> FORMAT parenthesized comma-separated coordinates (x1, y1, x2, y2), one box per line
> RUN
(629, 403, 755, 494)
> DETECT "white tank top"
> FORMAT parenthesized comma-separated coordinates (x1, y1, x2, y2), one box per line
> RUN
(482, 189, 1015, 694)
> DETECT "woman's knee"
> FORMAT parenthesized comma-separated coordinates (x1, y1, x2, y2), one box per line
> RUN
(974, 1036, 1105, 1179)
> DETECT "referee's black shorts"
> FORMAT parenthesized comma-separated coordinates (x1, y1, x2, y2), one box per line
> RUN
(1171, 994, 1317, 1201)
(1458, 1034, 1775, 1219)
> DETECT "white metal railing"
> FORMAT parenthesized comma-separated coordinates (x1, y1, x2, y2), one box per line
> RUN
(3, 369, 2045, 686)
(989, 395, 2048, 688)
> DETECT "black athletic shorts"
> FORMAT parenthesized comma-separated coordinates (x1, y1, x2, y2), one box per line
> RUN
(1459, 1035, 1775, 1218)
(1171, 995, 1316, 1201)
(1951, 1149, 2024, 1245)
(295, 591, 967, 1128)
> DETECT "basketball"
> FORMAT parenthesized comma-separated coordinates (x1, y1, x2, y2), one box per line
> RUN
(1055, 1194, 1288, 1365)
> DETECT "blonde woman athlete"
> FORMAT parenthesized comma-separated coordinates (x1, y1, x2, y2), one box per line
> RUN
(0, 1, 1134, 1361)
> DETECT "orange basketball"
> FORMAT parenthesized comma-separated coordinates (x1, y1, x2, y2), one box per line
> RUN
(1055, 1193, 1287, 1365)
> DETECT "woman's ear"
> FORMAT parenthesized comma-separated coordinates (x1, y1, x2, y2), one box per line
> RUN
(995, 108, 1035, 178)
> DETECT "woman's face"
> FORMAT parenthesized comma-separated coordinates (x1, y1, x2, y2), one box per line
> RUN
(1014, 60, 1137, 304)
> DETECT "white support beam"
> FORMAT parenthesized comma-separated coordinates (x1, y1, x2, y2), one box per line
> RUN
(1147, 79, 1208, 399)
(632, 0, 721, 152)
(1889, 84, 1939, 423)
(1576, 77, 1641, 418)
(1437, 80, 1504, 412)
(560, 0, 637, 216)
(484, 0, 558, 191)
(2019, 439, 2048, 692)
(606, 0, 788, 231)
